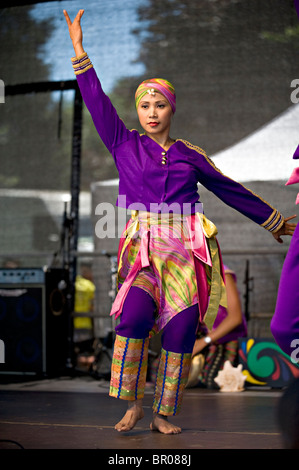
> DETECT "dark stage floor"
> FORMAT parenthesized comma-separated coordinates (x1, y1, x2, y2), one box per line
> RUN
(0, 374, 285, 453)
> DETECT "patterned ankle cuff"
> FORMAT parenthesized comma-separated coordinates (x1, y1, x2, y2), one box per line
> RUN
(153, 348, 192, 416)
(109, 335, 149, 401)
(71, 52, 93, 75)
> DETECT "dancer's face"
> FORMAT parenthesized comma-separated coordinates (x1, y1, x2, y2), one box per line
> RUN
(137, 92, 173, 138)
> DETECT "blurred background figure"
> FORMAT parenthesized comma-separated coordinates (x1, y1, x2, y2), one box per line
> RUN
(73, 261, 96, 357)
(73, 261, 95, 371)
(2, 258, 20, 269)
(187, 265, 247, 389)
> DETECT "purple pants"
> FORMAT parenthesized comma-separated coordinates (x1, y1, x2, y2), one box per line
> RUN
(115, 286, 199, 354)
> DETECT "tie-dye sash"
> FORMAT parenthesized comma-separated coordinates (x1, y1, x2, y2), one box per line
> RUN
(110, 211, 226, 335)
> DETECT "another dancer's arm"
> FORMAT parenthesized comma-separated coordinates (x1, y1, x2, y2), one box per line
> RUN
(192, 271, 243, 357)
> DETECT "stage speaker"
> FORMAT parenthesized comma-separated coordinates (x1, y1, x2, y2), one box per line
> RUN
(44, 267, 70, 376)
(0, 267, 70, 377)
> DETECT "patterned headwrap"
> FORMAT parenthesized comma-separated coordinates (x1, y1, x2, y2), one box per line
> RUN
(135, 78, 176, 113)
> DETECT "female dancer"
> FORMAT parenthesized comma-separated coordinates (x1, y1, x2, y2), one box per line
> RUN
(64, 9, 296, 434)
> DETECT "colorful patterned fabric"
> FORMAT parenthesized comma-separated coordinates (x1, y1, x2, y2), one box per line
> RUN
(153, 348, 192, 416)
(135, 78, 176, 113)
(114, 211, 226, 336)
(109, 335, 149, 400)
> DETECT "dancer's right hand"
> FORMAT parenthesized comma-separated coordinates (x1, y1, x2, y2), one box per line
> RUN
(63, 9, 85, 56)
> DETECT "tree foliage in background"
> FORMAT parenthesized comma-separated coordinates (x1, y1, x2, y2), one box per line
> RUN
(0, 1, 298, 190)
(113, 0, 298, 156)
(0, 6, 71, 190)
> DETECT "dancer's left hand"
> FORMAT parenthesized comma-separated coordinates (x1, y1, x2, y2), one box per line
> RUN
(272, 215, 297, 243)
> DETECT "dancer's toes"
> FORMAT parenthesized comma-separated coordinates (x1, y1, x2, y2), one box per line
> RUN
(115, 405, 144, 432)
(150, 414, 181, 434)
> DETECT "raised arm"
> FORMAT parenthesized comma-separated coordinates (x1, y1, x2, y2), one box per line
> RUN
(63, 9, 131, 157)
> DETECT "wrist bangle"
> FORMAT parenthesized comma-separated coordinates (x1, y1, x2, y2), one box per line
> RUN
(71, 51, 88, 62)
(204, 336, 212, 345)
(71, 53, 93, 75)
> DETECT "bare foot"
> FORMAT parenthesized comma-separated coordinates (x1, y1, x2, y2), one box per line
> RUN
(150, 413, 181, 434)
(115, 400, 144, 432)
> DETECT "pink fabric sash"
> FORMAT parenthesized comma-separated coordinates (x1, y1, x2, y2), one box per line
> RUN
(110, 212, 224, 326)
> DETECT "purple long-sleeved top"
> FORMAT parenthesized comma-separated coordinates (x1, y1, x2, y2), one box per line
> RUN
(72, 53, 284, 232)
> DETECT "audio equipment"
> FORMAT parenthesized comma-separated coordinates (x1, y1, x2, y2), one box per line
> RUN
(0, 267, 69, 377)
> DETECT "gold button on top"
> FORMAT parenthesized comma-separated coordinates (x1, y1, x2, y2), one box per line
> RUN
(161, 151, 167, 165)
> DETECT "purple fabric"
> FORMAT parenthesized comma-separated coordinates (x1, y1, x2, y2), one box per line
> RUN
(293, 145, 299, 160)
(161, 304, 199, 353)
(76, 66, 282, 228)
(271, 224, 299, 357)
(115, 286, 156, 339)
(116, 286, 199, 354)
(211, 264, 247, 344)
(213, 305, 248, 344)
